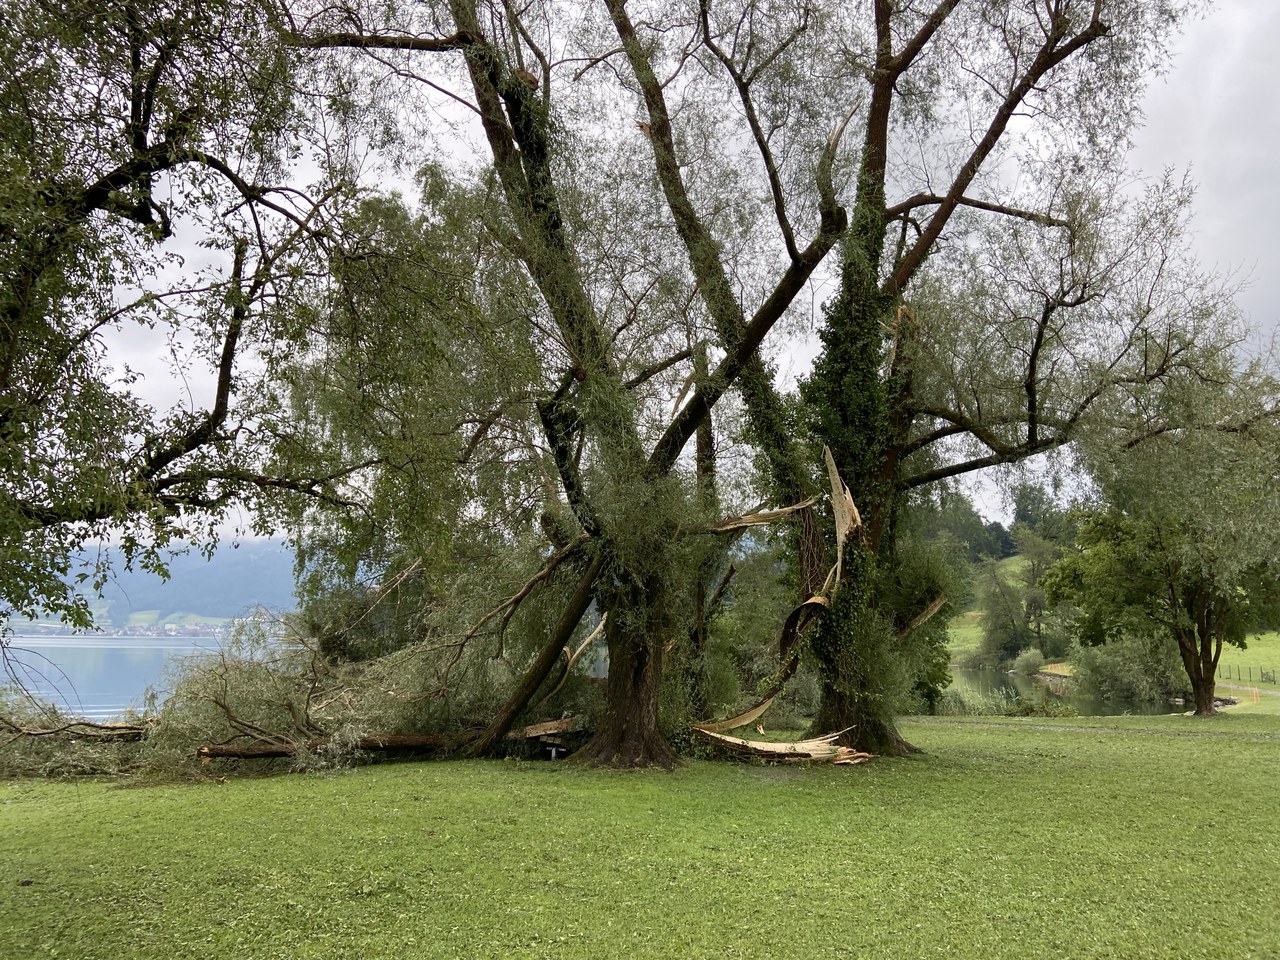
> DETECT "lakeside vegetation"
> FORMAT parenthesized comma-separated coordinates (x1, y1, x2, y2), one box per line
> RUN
(4, 713, 1278, 960)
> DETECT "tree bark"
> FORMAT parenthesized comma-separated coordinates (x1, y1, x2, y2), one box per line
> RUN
(196, 732, 459, 760)
(572, 580, 678, 769)
(1176, 626, 1219, 717)
(1190, 674, 1217, 716)
(810, 685, 920, 757)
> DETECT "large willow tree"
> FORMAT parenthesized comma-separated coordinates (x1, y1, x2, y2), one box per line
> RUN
(282, 0, 1221, 765)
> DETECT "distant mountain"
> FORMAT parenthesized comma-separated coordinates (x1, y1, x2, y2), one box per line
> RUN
(78, 540, 297, 627)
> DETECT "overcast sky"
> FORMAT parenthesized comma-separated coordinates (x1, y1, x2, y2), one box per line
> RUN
(119, 0, 1280, 533)
(1129, 0, 1280, 339)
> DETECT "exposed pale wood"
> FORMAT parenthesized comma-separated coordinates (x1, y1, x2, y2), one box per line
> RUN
(692, 696, 778, 734)
(692, 726, 872, 764)
(896, 593, 947, 640)
(507, 717, 584, 739)
(707, 497, 817, 533)
(691, 592, 828, 733)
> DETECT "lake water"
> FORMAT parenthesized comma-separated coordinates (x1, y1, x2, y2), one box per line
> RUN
(948, 667, 1182, 716)
(3, 635, 222, 720)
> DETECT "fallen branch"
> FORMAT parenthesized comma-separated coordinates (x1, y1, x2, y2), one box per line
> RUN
(533, 614, 606, 712)
(506, 717, 585, 739)
(896, 594, 947, 641)
(1, 717, 152, 743)
(464, 552, 605, 758)
(692, 727, 872, 764)
(196, 717, 587, 761)
(705, 497, 817, 534)
(196, 731, 461, 760)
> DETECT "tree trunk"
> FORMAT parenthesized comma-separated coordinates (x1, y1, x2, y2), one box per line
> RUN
(810, 684, 920, 757)
(805, 555, 921, 757)
(197, 732, 459, 760)
(572, 582, 678, 769)
(1190, 675, 1217, 716)
(1176, 624, 1219, 717)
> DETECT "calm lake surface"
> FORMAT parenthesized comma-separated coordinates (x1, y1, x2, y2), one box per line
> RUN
(4, 635, 221, 720)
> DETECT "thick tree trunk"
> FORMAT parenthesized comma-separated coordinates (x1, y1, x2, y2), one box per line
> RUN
(573, 584, 678, 769)
(810, 682, 920, 757)
(1176, 625, 1219, 717)
(1190, 676, 1217, 716)
(1183, 641, 1218, 716)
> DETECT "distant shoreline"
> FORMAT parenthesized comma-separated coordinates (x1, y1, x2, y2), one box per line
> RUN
(9, 623, 232, 639)
(7, 634, 222, 648)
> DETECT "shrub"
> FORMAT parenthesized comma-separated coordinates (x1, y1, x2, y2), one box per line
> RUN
(0, 686, 147, 778)
(1069, 634, 1190, 704)
(1012, 648, 1045, 675)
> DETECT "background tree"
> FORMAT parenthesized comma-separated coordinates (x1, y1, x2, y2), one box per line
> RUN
(907, 488, 1013, 563)
(1047, 373, 1280, 715)
(799, 0, 1207, 753)
(0, 0, 355, 631)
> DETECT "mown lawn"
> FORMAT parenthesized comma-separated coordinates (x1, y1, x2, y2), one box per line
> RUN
(4, 713, 1279, 960)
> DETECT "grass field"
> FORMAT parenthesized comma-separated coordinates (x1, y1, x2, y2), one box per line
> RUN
(947, 609, 983, 658)
(1217, 632, 1280, 690)
(4, 712, 1280, 960)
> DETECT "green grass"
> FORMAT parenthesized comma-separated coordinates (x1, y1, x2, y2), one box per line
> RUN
(1216, 632, 1280, 691)
(4, 714, 1280, 959)
(947, 609, 983, 658)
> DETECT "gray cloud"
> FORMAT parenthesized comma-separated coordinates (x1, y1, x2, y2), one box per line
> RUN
(1129, 0, 1280, 339)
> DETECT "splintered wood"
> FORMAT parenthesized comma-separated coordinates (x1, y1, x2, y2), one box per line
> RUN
(691, 727, 872, 765)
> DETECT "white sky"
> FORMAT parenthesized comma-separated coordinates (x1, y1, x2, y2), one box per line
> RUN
(1129, 0, 1280, 340)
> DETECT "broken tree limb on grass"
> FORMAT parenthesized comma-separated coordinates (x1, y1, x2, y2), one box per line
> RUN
(1, 717, 152, 743)
(692, 727, 872, 764)
(196, 717, 588, 761)
(196, 731, 461, 760)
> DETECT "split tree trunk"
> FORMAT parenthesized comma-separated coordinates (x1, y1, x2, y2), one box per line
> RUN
(811, 685, 920, 757)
